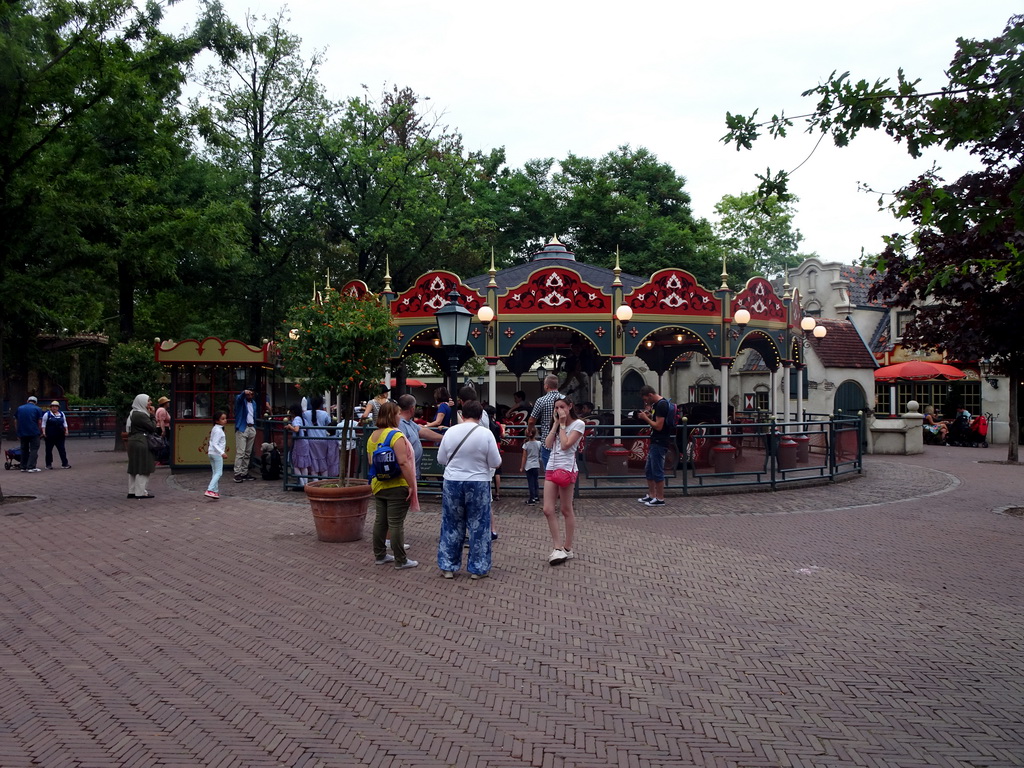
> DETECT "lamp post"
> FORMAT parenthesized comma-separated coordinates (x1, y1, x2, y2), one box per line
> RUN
(434, 289, 472, 400)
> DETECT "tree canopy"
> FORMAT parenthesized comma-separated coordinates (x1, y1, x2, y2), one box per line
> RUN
(723, 14, 1024, 459)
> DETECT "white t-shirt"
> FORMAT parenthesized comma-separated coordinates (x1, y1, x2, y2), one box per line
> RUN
(437, 421, 501, 482)
(547, 419, 585, 472)
(208, 424, 226, 456)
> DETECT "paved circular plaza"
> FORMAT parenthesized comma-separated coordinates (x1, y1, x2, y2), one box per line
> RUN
(1, 440, 1021, 767)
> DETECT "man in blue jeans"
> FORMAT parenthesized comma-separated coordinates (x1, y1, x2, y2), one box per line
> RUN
(634, 385, 672, 507)
(15, 395, 44, 472)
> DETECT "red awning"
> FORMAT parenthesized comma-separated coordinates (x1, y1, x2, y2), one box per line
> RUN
(390, 378, 427, 388)
(873, 361, 967, 382)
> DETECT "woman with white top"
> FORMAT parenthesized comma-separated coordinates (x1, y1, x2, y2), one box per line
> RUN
(436, 399, 502, 580)
(543, 398, 585, 565)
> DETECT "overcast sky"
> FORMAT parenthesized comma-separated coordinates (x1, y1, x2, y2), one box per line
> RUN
(167, 0, 1019, 266)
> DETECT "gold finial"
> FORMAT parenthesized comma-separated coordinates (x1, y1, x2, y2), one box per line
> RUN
(489, 246, 497, 287)
(383, 254, 392, 293)
(719, 252, 729, 291)
(325, 267, 330, 289)
(550, 234, 561, 245)
(613, 246, 622, 286)
(782, 278, 792, 302)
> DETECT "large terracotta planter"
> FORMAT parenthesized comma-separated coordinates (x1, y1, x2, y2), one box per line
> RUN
(304, 479, 372, 542)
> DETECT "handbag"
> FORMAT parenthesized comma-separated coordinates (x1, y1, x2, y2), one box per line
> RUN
(146, 432, 167, 456)
(547, 468, 577, 488)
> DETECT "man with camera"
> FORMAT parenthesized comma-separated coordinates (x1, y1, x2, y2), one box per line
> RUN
(632, 385, 672, 507)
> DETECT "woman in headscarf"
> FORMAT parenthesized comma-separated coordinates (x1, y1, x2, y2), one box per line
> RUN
(126, 393, 159, 498)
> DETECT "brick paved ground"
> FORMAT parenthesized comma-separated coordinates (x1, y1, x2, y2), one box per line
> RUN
(1, 440, 1021, 767)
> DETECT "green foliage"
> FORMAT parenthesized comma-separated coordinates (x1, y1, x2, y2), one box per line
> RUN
(723, 13, 1024, 459)
(713, 191, 811, 278)
(105, 342, 165, 417)
(277, 290, 397, 399)
(191, 8, 331, 341)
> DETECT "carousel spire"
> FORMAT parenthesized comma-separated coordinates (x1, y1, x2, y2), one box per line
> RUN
(383, 254, 392, 294)
(488, 246, 497, 287)
(613, 246, 622, 286)
(719, 252, 729, 291)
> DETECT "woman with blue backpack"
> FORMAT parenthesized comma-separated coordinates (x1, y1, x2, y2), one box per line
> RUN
(367, 401, 420, 570)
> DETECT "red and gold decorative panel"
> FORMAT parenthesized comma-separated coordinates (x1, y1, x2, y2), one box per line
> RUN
(734, 277, 786, 323)
(624, 269, 719, 317)
(392, 271, 484, 319)
(498, 268, 611, 315)
(154, 337, 271, 365)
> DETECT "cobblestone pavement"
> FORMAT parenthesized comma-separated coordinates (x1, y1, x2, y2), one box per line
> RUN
(1, 440, 1021, 767)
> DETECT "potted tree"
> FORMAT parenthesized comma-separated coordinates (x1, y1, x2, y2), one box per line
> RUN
(278, 288, 397, 542)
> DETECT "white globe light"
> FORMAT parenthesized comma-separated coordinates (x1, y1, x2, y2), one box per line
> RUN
(733, 308, 751, 326)
(615, 305, 633, 323)
(800, 316, 816, 332)
(477, 305, 495, 324)
(813, 324, 827, 339)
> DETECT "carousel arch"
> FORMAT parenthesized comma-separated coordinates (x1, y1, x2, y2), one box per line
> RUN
(378, 238, 797, 424)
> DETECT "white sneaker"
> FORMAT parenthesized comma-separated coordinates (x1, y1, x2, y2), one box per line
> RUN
(549, 548, 568, 566)
(564, 549, 575, 560)
(375, 554, 395, 565)
(637, 495, 652, 503)
(395, 559, 419, 570)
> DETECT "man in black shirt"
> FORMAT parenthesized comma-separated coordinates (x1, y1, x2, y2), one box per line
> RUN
(634, 385, 671, 506)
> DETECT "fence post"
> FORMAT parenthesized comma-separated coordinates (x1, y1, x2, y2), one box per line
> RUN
(828, 416, 837, 480)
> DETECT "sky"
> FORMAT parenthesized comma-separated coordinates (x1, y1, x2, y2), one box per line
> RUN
(166, 0, 1019, 265)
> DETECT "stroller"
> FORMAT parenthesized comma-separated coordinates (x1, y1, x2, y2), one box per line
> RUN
(4, 447, 23, 470)
(948, 412, 989, 448)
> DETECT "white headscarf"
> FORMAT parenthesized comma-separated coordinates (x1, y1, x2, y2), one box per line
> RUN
(126, 393, 150, 432)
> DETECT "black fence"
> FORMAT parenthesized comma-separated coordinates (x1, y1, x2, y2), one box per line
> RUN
(273, 415, 864, 496)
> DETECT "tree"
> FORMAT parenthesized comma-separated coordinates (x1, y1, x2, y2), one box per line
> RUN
(105, 341, 165, 450)
(713, 191, 813, 278)
(297, 85, 488, 292)
(278, 289, 396, 480)
(191, 7, 330, 341)
(476, 146, 733, 287)
(722, 14, 1024, 461)
(0, 0, 215, 400)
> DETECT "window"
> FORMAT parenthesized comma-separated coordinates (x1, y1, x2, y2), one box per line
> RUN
(896, 311, 915, 339)
(173, 367, 237, 421)
(696, 384, 717, 403)
(753, 390, 770, 411)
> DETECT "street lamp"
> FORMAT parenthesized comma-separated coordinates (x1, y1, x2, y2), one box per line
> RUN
(434, 289, 472, 399)
(477, 305, 495, 337)
(536, 365, 547, 381)
(615, 304, 633, 336)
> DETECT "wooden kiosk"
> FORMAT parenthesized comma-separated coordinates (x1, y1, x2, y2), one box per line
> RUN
(154, 338, 276, 469)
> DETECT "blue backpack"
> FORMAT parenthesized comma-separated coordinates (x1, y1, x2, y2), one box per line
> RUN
(662, 399, 677, 434)
(368, 429, 401, 481)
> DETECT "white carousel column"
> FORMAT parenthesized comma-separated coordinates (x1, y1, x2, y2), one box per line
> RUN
(889, 384, 897, 415)
(796, 368, 805, 423)
(488, 362, 497, 405)
(770, 368, 780, 420)
(719, 362, 730, 425)
(613, 361, 623, 442)
(781, 364, 791, 426)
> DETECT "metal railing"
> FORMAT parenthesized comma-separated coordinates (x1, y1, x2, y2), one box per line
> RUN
(273, 416, 863, 496)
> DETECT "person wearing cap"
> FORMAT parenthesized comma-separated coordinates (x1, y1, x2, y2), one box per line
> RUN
(15, 395, 44, 471)
(42, 400, 71, 469)
(154, 396, 172, 465)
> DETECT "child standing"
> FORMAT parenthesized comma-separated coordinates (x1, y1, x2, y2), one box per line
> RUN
(521, 426, 541, 504)
(205, 411, 229, 499)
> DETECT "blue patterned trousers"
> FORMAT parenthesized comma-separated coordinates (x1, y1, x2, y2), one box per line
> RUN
(438, 480, 492, 576)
